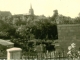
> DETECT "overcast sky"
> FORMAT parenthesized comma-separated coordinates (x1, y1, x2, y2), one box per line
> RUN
(0, 0, 80, 18)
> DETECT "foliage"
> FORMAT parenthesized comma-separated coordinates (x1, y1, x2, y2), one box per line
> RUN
(1, 9, 80, 53)
(67, 43, 78, 59)
(0, 10, 58, 52)
(31, 19, 58, 40)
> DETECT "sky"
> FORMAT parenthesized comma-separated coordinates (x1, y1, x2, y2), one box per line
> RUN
(0, 0, 80, 18)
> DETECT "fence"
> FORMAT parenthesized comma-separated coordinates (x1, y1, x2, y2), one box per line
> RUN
(21, 52, 80, 60)
(0, 51, 80, 60)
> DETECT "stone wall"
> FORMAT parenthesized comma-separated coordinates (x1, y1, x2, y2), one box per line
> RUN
(57, 24, 80, 40)
(57, 24, 80, 51)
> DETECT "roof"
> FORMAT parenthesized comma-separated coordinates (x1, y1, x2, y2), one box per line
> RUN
(0, 39, 14, 46)
(0, 11, 12, 16)
(7, 47, 22, 52)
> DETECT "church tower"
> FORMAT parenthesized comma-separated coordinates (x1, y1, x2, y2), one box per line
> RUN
(27, 4, 34, 21)
(29, 4, 34, 16)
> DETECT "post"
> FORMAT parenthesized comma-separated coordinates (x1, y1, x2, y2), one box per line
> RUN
(37, 54, 38, 60)
(6, 47, 22, 60)
(59, 52, 60, 60)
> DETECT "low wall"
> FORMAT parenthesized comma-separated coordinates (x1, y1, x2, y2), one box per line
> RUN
(57, 24, 80, 51)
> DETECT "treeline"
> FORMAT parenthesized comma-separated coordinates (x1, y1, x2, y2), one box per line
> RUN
(0, 10, 80, 52)
(57, 13, 80, 24)
(0, 10, 58, 52)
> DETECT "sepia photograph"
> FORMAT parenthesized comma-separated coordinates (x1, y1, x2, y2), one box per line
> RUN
(0, 0, 80, 60)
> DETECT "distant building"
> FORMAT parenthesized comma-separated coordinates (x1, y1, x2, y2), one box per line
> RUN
(0, 11, 12, 20)
(0, 11, 12, 16)
(29, 4, 34, 16)
(27, 4, 35, 21)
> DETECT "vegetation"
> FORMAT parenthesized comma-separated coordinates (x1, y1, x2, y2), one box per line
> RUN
(0, 10, 80, 54)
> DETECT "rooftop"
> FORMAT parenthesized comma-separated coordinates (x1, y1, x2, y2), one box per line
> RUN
(0, 39, 14, 46)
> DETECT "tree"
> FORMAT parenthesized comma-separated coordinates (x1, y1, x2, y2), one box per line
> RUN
(51, 10, 58, 22)
(31, 18, 58, 40)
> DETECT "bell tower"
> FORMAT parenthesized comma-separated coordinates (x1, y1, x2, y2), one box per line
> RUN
(29, 4, 34, 16)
